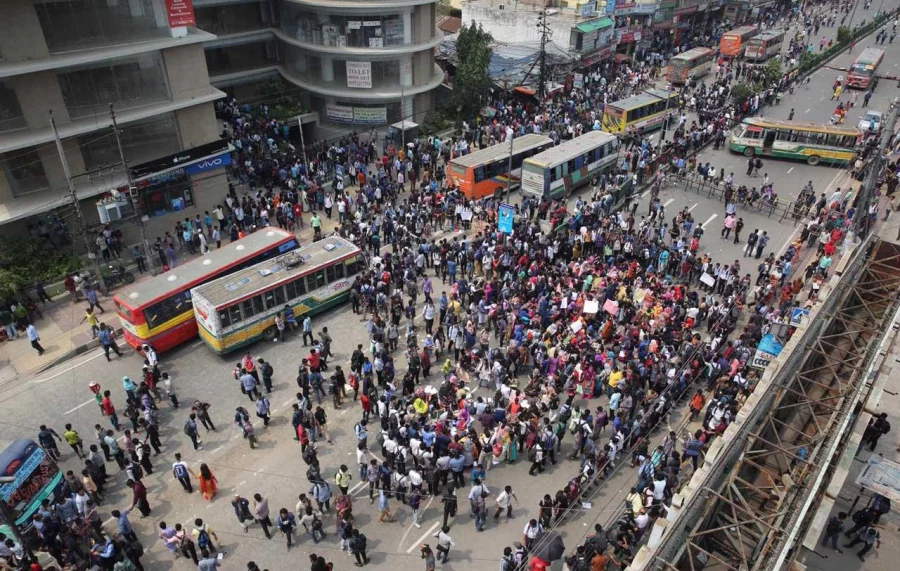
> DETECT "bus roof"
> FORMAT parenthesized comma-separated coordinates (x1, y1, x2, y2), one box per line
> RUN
(116, 227, 295, 309)
(672, 47, 714, 60)
(607, 88, 676, 111)
(751, 29, 785, 41)
(856, 47, 885, 63)
(742, 117, 861, 136)
(724, 25, 759, 37)
(191, 236, 360, 308)
(524, 131, 618, 169)
(450, 134, 552, 168)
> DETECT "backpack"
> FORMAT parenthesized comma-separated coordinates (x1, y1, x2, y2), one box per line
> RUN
(197, 528, 210, 549)
(183, 420, 193, 436)
(130, 462, 143, 480)
(825, 517, 842, 535)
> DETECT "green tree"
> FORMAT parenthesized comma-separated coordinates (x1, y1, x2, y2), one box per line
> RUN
(731, 83, 755, 104)
(453, 22, 493, 121)
(0, 236, 83, 299)
(763, 58, 783, 85)
(837, 26, 853, 44)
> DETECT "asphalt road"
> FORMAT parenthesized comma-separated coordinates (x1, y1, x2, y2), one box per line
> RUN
(3, 5, 900, 571)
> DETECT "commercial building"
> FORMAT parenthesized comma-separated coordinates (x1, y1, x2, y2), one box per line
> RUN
(0, 0, 229, 251)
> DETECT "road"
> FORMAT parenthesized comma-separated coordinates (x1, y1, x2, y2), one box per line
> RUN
(3, 6, 900, 571)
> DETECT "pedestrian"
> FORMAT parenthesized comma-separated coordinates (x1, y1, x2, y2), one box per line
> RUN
(106, 430, 127, 469)
(302, 315, 314, 346)
(821, 511, 846, 552)
(349, 528, 369, 566)
(256, 394, 271, 426)
(335, 464, 352, 495)
(473, 490, 488, 531)
(231, 494, 253, 532)
(276, 508, 297, 550)
(420, 544, 436, 571)
(101, 391, 120, 431)
(197, 549, 220, 571)
(441, 485, 457, 528)
(162, 372, 178, 408)
(258, 358, 274, 393)
(192, 400, 216, 431)
(253, 493, 272, 539)
(173, 523, 198, 564)
(409, 488, 422, 528)
(184, 413, 203, 450)
(172, 453, 195, 493)
(81, 307, 100, 338)
(37, 425, 62, 460)
(433, 526, 454, 563)
(98, 324, 123, 361)
(63, 424, 84, 459)
(240, 368, 260, 402)
(862, 412, 891, 451)
(494, 485, 519, 519)
(523, 518, 543, 550)
(111, 508, 137, 542)
(26, 322, 44, 355)
(844, 526, 880, 561)
(126, 479, 151, 517)
(377, 489, 393, 523)
(198, 463, 218, 501)
(193, 519, 219, 554)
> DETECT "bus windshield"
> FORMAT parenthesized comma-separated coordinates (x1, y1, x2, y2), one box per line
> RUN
(0, 440, 63, 527)
(850, 63, 874, 76)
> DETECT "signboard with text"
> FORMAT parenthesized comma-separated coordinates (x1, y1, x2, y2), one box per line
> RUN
(346, 61, 372, 88)
(498, 203, 515, 234)
(326, 104, 355, 123)
(165, 0, 196, 27)
(353, 107, 387, 124)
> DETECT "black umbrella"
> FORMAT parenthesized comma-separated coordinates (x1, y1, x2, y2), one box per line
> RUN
(531, 531, 566, 562)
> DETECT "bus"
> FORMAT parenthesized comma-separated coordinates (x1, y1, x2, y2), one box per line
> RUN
(191, 236, 364, 354)
(729, 118, 861, 166)
(720, 25, 759, 58)
(601, 89, 679, 134)
(668, 47, 715, 84)
(521, 131, 620, 199)
(0, 439, 64, 529)
(113, 228, 300, 352)
(744, 30, 785, 62)
(847, 47, 884, 89)
(448, 134, 554, 199)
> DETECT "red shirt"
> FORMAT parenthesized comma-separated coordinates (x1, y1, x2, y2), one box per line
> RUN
(101, 397, 115, 416)
(308, 352, 320, 370)
(296, 424, 309, 444)
(360, 394, 371, 412)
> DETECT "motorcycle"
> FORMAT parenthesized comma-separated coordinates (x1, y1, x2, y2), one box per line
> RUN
(101, 264, 135, 289)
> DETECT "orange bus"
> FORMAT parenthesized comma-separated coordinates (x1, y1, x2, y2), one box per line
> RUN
(448, 134, 553, 199)
(113, 227, 299, 352)
(720, 25, 759, 58)
(668, 47, 716, 84)
(847, 47, 884, 89)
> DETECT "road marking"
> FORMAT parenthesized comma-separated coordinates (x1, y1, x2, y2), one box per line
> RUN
(787, 167, 794, 173)
(398, 496, 434, 550)
(341, 407, 354, 415)
(64, 398, 96, 415)
(689, 203, 699, 211)
(406, 522, 440, 553)
(254, 465, 268, 476)
(190, 341, 203, 348)
(32, 352, 106, 384)
(237, 480, 247, 487)
(348, 481, 365, 495)
(702, 213, 718, 228)
(282, 399, 293, 407)
(805, 108, 811, 113)
(663, 198, 674, 207)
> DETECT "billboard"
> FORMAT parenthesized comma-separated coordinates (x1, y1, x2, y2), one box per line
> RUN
(347, 62, 373, 88)
(165, 0, 196, 27)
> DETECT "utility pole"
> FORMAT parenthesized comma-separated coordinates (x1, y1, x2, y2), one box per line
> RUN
(110, 104, 151, 273)
(50, 110, 105, 289)
(505, 125, 515, 200)
(536, 10, 552, 100)
(854, 98, 898, 240)
(297, 114, 308, 171)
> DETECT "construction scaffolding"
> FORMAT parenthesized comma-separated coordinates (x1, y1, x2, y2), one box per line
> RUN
(648, 239, 900, 571)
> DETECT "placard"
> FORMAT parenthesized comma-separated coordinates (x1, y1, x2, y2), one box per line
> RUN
(584, 300, 599, 314)
(165, 0, 196, 27)
(570, 320, 583, 333)
(498, 203, 515, 234)
(347, 62, 372, 88)
(700, 272, 716, 286)
(326, 104, 355, 123)
(353, 107, 387, 124)
(603, 299, 619, 315)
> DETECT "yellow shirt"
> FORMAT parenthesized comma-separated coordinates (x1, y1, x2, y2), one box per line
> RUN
(86, 312, 98, 327)
(608, 370, 624, 389)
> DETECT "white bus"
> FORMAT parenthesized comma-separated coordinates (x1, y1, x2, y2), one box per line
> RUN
(520, 131, 620, 200)
(744, 30, 785, 62)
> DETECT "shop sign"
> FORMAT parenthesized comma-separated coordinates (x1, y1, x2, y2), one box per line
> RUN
(130, 140, 229, 180)
(185, 152, 232, 175)
(326, 104, 355, 123)
(582, 1, 597, 16)
(165, 0, 195, 27)
(346, 61, 372, 89)
(581, 46, 612, 67)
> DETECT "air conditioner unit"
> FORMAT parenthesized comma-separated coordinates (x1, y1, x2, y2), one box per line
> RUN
(96, 199, 135, 224)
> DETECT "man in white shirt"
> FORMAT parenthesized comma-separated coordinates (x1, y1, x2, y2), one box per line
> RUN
(495, 485, 518, 520)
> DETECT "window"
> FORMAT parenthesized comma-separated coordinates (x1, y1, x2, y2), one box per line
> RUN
(219, 309, 232, 328)
(2, 149, 50, 197)
(316, 270, 326, 289)
(286, 280, 297, 300)
(144, 292, 192, 330)
(307, 274, 318, 292)
(58, 54, 170, 119)
(326, 265, 336, 283)
(137, 169, 194, 219)
(295, 277, 307, 296)
(81, 113, 181, 172)
(273, 286, 286, 306)
(345, 260, 357, 275)
(35, 0, 170, 53)
(474, 166, 485, 183)
(228, 305, 242, 326)
(241, 299, 256, 320)
(0, 81, 26, 132)
(334, 263, 345, 279)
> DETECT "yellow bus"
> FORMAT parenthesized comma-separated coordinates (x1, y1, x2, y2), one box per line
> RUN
(729, 118, 861, 166)
(601, 89, 679, 135)
(190, 236, 364, 353)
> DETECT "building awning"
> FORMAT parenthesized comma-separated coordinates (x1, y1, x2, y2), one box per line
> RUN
(514, 86, 536, 96)
(576, 17, 614, 33)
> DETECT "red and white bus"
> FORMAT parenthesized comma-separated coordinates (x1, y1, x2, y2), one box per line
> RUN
(113, 227, 299, 352)
(668, 47, 716, 84)
(720, 25, 759, 58)
(847, 47, 884, 89)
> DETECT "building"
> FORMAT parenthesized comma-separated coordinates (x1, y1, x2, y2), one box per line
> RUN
(195, 0, 445, 127)
(0, 0, 229, 251)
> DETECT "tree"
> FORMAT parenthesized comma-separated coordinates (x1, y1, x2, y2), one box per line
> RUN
(731, 83, 755, 105)
(763, 59, 783, 85)
(453, 22, 493, 121)
(0, 236, 82, 299)
(837, 26, 853, 44)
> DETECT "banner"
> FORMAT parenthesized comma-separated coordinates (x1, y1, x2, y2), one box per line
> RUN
(573, 73, 584, 88)
(750, 333, 783, 369)
(326, 104, 355, 123)
(582, 1, 597, 15)
(353, 107, 387, 124)
(347, 62, 372, 88)
(498, 203, 515, 234)
(165, 0, 196, 27)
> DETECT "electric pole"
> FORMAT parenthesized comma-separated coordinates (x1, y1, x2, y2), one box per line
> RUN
(536, 10, 552, 100)
(506, 125, 514, 200)
(110, 104, 152, 274)
(854, 98, 898, 240)
(50, 110, 105, 289)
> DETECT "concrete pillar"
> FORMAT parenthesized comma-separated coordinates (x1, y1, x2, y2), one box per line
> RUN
(321, 55, 334, 83)
(401, 95, 413, 122)
(401, 55, 413, 87)
(403, 9, 413, 44)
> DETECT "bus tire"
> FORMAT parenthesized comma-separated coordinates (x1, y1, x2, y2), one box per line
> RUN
(807, 155, 821, 166)
(263, 325, 277, 342)
(123, 272, 135, 284)
(743, 147, 755, 157)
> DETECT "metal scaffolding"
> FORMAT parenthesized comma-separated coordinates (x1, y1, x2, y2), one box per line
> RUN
(650, 239, 900, 571)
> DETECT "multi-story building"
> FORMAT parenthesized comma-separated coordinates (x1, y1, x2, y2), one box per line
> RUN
(0, 0, 229, 249)
(195, 0, 445, 127)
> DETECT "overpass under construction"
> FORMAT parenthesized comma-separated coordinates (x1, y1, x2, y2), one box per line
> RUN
(631, 238, 900, 571)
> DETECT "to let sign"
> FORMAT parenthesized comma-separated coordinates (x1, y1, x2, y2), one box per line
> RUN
(166, 0, 196, 27)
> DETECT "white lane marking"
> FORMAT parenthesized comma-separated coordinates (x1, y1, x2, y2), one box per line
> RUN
(787, 167, 794, 173)
(64, 398, 97, 415)
(398, 496, 435, 550)
(237, 480, 247, 487)
(341, 407, 354, 415)
(663, 198, 674, 207)
(805, 108, 811, 113)
(689, 203, 699, 211)
(190, 341, 203, 348)
(348, 481, 365, 495)
(703, 213, 718, 228)
(282, 399, 293, 407)
(406, 521, 441, 553)
(31, 351, 106, 384)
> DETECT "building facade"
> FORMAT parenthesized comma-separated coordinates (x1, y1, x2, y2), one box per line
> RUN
(0, 0, 228, 250)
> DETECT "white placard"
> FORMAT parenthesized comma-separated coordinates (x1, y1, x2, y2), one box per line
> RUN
(347, 61, 372, 88)
(348, 21, 362, 29)
(570, 320, 583, 333)
(700, 272, 715, 287)
(584, 300, 599, 314)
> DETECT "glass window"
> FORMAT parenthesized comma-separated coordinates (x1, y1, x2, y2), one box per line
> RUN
(2, 149, 50, 197)
(144, 292, 192, 330)
(273, 286, 286, 306)
(228, 305, 242, 326)
(35, 0, 170, 53)
(474, 167, 485, 183)
(295, 277, 307, 295)
(136, 169, 194, 219)
(334, 262, 345, 279)
(264, 290, 277, 309)
(195, 3, 266, 35)
(218, 309, 232, 328)
(326, 265, 336, 283)
(81, 113, 181, 173)
(241, 299, 256, 319)
(316, 270, 326, 289)
(286, 280, 297, 300)
(307, 274, 317, 292)
(252, 296, 265, 314)
(345, 260, 357, 276)
(0, 81, 26, 133)
(205, 41, 278, 77)
(58, 54, 170, 119)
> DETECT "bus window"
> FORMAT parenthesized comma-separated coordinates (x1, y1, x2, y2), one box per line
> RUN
(219, 309, 232, 328)
(228, 305, 242, 326)
(252, 296, 264, 314)
(326, 265, 336, 283)
(776, 129, 792, 141)
(334, 263, 345, 279)
(145, 292, 191, 330)
(307, 274, 317, 292)
(273, 286, 286, 306)
(264, 290, 277, 309)
(345, 260, 357, 276)
(295, 277, 307, 295)
(241, 299, 256, 319)
(286, 280, 297, 300)
(316, 270, 326, 289)
(474, 166, 485, 182)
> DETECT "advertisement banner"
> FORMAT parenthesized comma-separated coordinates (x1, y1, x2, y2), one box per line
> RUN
(165, 0, 196, 27)
(498, 203, 515, 234)
(581, 1, 597, 16)
(573, 72, 584, 88)
(606, 0, 617, 14)
(326, 104, 355, 123)
(750, 333, 784, 369)
(185, 152, 232, 175)
(353, 107, 387, 124)
(346, 62, 372, 89)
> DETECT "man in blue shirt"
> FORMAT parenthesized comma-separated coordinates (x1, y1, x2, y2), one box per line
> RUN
(448, 455, 465, 488)
(111, 508, 137, 541)
(87, 286, 105, 314)
(98, 324, 123, 362)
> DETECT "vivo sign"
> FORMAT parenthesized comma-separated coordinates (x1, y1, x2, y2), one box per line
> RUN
(185, 153, 232, 175)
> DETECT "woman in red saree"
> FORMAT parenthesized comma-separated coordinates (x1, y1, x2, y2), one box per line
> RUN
(198, 463, 218, 501)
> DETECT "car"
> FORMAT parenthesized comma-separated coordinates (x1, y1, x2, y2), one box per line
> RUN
(858, 110, 883, 134)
